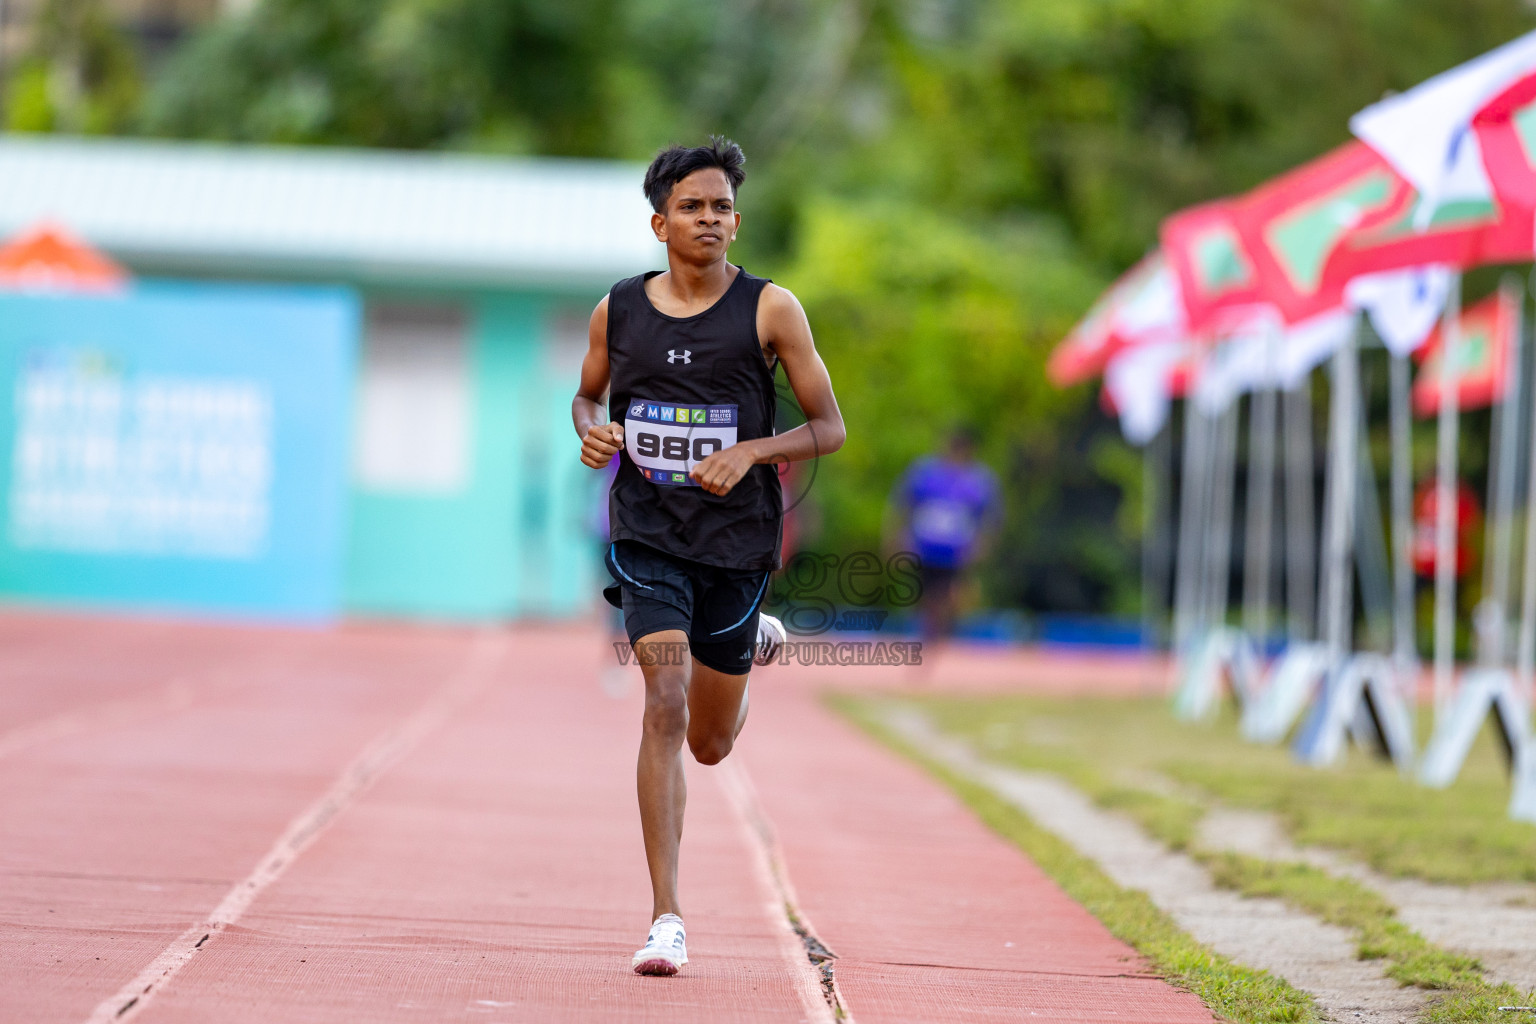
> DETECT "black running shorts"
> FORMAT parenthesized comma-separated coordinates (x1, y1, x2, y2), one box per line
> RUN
(604, 540, 770, 676)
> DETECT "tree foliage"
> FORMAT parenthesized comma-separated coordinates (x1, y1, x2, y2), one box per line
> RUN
(763, 0, 1533, 610)
(5, 0, 141, 134)
(21, 0, 1536, 612)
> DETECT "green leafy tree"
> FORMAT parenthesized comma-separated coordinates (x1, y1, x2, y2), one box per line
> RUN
(764, 0, 1533, 611)
(138, 0, 872, 158)
(6, 0, 142, 134)
(130, 0, 1536, 614)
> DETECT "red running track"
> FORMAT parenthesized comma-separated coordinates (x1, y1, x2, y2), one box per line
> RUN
(0, 612, 1214, 1023)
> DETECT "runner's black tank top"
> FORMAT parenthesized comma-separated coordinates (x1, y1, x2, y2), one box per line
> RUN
(606, 266, 782, 570)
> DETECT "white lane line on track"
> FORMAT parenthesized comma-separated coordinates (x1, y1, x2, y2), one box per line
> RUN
(83, 631, 507, 1024)
(0, 680, 199, 761)
(717, 758, 848, 1024)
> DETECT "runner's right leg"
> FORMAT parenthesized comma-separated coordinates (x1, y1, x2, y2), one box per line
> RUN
(635, 629, 690, 922)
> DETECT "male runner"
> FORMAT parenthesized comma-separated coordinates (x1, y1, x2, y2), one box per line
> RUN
(571, 137, 845, 976)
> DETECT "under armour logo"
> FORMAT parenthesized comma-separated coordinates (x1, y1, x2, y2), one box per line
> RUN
(667, 349, 692, 364)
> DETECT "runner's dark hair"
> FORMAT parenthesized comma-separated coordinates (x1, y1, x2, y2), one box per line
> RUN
(643, 136, 746, 213)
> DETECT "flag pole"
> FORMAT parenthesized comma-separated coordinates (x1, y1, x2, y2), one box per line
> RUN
(1432, 272, 1463, 721)
(1141, 420, 1172, 661)
(1353, 389, 1394, 650)
(1516, 271, 1536, 707)
(1479, 370, 1506, 666)
(1173, 399, 1209, 657)
(1480, 275, 1524, 667)
(1319, 315, 1363, 661)
(1205, 400, 1241, 634)
(1388, 349, 1418, 707)
(1243, 330, 1279, 648)
(1285, 380, 1317, 642)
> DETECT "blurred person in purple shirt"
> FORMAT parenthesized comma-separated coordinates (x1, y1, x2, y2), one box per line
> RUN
(887, 428, 1002, 641)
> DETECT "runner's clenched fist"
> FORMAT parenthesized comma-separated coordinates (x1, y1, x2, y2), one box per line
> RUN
(581, 423, 624, 468)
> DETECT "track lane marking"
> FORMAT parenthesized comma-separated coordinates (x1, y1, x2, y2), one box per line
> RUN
(82, 631, 507, 1024)
(0, 679, 199, 761)
(717, 758, 849, 1024)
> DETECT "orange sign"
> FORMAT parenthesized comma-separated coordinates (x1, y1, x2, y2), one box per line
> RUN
(0, 223, 129, 292)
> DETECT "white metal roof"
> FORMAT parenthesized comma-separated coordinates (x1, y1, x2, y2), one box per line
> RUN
(0, 134, 665, 289)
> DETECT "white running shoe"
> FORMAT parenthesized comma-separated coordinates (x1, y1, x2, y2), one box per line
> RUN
(754, 613, 787, 667)
(632, 913, 688, 976)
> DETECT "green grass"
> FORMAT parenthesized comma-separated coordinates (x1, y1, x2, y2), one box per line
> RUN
(834, 695, 1321, 1024)
(914, 693, 1536, 885)
(835, 691, 1536, 1023)
(1203, 853, 1535, 1022)
(1099, 784, 1206, 850)
(1201, 853, 1479, 987)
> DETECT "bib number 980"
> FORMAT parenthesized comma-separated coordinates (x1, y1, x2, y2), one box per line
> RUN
(624, 399, 738, 486)
(634, 433, 723, 462)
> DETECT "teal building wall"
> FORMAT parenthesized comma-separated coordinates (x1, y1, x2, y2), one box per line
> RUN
(0, 282, 359, 622)
(343, 290, 602, 621)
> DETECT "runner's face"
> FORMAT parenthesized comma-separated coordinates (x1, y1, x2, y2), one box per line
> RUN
(656, 168, 739, 262)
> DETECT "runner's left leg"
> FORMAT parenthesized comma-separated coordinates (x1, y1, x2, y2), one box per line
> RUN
(686, 658, 749, 765)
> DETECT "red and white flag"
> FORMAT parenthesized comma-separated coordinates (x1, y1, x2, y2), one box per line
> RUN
(1160, 199, 1271, 336)
(1047, 253, 1183, 385)
(1412, 289, 1518, 416)
(1473, 69, 1536, 217)
(1352, 30, 1536, 223)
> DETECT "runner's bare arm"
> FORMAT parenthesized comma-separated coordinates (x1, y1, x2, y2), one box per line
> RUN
(690, 283, 845, 495)
(756, 284, 846, 462)
(573, 296, 624, 468)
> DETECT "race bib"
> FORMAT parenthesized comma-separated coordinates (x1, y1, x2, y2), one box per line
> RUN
(911, 498, 976, 547)
(624, 397, 738, 486)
